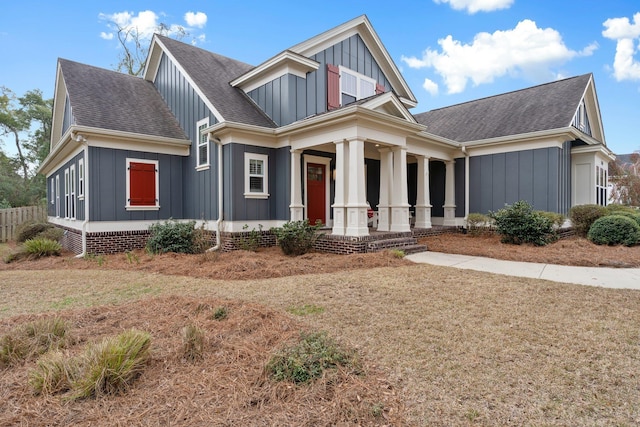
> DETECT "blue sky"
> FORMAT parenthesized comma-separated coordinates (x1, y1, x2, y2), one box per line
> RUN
(1, 0, 639, 155)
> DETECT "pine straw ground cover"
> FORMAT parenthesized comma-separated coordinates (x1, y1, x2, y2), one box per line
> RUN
(1, 296, 403, 426)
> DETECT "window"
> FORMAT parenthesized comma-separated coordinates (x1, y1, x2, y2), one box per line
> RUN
(244, 153, 269, 198)
(596, 164, 607, 206)
(339, 65, 376, 101)
(55, 175, 60, 217)
(50, 178, 54, 204)
(64, 169, 70, 219)
(126, 158, 160, 210)
(69, 164, 76, 219)
(78, 159, 84, 198)
(196, 117, 209, 170)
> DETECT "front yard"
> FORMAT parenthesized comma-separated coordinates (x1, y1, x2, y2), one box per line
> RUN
(2, 234, 640, 425)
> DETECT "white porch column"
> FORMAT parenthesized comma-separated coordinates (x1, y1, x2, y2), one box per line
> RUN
(331, 140, 347, 235)
(414, 154, 432, 229)
(289, 149, 304, 221)
(443, 160, 457, 226)
(390, 146, 411, 232)
(345, 138, 369, 236)
(376, 148, 392, 232)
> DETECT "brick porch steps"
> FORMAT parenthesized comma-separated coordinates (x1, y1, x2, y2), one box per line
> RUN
(366, 236, 427, 254)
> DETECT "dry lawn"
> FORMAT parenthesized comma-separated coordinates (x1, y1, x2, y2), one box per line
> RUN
(2, 233, 640, 425)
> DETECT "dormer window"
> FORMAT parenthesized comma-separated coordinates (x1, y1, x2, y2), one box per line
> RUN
(339, 65, 376, 102)
(573, 100, 591, 136)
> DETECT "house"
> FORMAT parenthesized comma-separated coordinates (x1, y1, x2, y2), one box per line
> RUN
(39, 15, 615, 255)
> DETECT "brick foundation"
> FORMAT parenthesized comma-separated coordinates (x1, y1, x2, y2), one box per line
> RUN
(57, 225, 83, 254)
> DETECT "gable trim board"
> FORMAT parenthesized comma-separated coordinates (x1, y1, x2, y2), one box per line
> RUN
(42, 15, 616, 255)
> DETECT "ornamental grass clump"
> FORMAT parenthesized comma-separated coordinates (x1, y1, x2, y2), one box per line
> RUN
(266, 331, 360, 384)
(181, 324, 205, 362)
(23, 237, 62, 258)
(29, 350, 79, 395)
(587, 215, 640, 246)
(489, 200, 555, 246)
(0, 317, 71, 367)
(71, 329, 151, 399)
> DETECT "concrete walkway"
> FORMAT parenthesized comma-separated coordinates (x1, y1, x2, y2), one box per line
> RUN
(406, 251, 640, 290)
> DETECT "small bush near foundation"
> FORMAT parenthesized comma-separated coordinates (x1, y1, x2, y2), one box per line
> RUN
(569, 204, 607, 236)
(536, 211, 565, 229)
(610, 210, 640, 227)
(604, 203, 637, 215)
(466, 213, 492, 235)
(267, 331, 360, 384)
(37, 227, 64, 242)
(71, 329, 151, 399)
(23, 238, 62, 258)
(181, 324, 205, 362)
(15, 220, 55, 243)
(147, 220, 203, 254)
(271, 220, 322, 256)
(0, 317, 71, 367)
(587, 215, 640, 246)
(489, 201, 555, 246)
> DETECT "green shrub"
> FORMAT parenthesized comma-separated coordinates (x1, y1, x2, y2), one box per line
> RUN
(536, 211, 565, 229)
(0, 317, 71, 367)
(604, 204, 637, 215)
(37, 226, 64, 242)
(569, 204, 607, 236)
(271, 220, 322, 256)
(15, 221, 55, 243)
(587, 215, 640, 246)
(609, 211, 640, 227)
(466, 213, 492, 236)
(266, 331, 360, 384)
(71, 329, 151, 399)
(489, 201, 555, 246)
(146, 220, 203, 254)
(23, 238, 62, 258)
(238, 224, 263, 251)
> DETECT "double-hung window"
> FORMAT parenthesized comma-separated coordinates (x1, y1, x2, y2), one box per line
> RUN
(78, 159, 85, 199)
(196, 117, 210, 170)
(64, 168, 70, 219)
(50, 178, 55, 205)
(244, 153, 269, 199)
(55, 175, 60, 217)
(69, 164, 76, 219)
(126, 158, 160, 210)
(339, 65, 376, 102)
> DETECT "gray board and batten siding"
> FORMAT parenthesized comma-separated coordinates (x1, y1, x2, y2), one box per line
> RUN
(154, 53, 219, 221)
(248, 34, 393, 126)
(88, 147, 184, 222)
(468, 144, 572, 215)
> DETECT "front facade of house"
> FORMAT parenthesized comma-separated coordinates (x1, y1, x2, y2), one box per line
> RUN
(39, 15, 615, 255)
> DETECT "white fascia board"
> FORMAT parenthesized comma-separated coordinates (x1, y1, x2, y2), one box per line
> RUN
(143, 37, 163, 82)
(230, 51, 319, 92)
(151, 37, 226, 124)
(571, 143, 616, 161)
(50, 63, 68, 152)
(289, 15, 418, 105)
(361, 92, 417, 123)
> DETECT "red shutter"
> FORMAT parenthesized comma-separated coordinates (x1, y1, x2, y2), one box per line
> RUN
(327, 64, 340, 110)
(375, 83, 385, 95)
(129, 162, 156, 206)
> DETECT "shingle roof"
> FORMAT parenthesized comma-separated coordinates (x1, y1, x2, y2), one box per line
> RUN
(414, 74, 592, 142)
(156, 35, 276, 128)
(59, 58, 188, 140)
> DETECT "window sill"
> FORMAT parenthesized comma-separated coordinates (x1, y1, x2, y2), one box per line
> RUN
(125, 205, 161, 211)
(196, 164, 210, 172)
(78, 196, 85, 201)
(244, 192, 270, 199)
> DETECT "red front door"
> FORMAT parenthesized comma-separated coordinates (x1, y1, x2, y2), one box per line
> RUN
(307, 163, 326, 226)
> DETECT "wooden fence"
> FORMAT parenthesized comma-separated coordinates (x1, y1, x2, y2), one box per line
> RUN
(0, 206, 47, 243)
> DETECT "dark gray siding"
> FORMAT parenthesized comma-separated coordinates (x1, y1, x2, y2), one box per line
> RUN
(222, 144, 290, 222)
(154, 53, 219, 220)
(429, 161, 446, 217)
(455, 158, 465, 217)
(47, 151, 85, 221)
(469, 147, 563, 214)
(88, 147, 183, 221)
(248, 34, 392, 126)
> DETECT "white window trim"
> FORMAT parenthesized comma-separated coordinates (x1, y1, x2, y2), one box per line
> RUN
(69, 164, 76, 220)
(196, 117, 210, 171)
(78, 158, 85, 199)
(64, 168, 70, 219)
(339, 65, 376, 100)
(125, 158, 160, 211)
(55, 175, 60, 217)
(50, 178, 55, 204)
(244, 152, 269, 199)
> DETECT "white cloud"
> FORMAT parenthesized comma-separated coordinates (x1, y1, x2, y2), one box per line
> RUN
(422, 78, 439, 96)
(100, 32, 114, 40)
(401, 20, 596, 94)
(602, 13, 640, 81)
(433, 0, 513, 14)
(185, 11, 207, 28)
